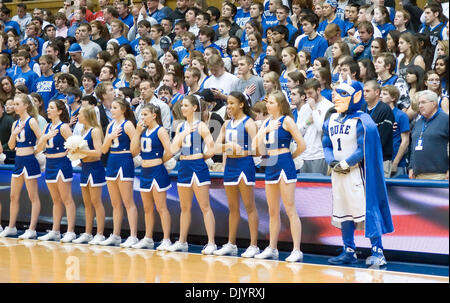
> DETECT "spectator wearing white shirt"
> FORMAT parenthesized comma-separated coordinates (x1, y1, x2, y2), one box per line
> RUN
(203, 54, 239, 119)
(76, 23, 102, 59)
(135, 79, 172, 132)
(296, 78, 334, 175)
(11, 3, 31, 39)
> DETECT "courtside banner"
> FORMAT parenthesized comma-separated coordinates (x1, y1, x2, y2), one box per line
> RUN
(1, 166, 448, 255)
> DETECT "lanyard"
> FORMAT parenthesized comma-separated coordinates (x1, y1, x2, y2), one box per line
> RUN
(419, 109, 441, 139)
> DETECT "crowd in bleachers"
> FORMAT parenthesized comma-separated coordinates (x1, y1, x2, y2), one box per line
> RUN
(0, 0, 448, 179)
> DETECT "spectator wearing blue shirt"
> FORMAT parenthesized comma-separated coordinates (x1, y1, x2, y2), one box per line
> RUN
(117, 1, 135, 29)
(317, 0, 346, 37)
(130, 20, 152, 55)
(263, 0, 282, 28)
(32, 55, 56, 110)
(380, 85, 410, 178)
(275, 5, 297, 43)
(21, 23, 45, 56)
(247, 32, 266, 76)
(373, 6, 396, 39)
(206, 6, 221, 36)
(196, 26, 224, 57)
(351, 21, 374, 61)
(178, 32, 196, 67)
(67, 7, 89, 37)
(1, 7, 21, 37)
(108, 18, 130, 47)
(235, 0, 252, 28)
(13, 50, 38, 93)
(146, 0, 167, 23)
(297, 14, 329, 64)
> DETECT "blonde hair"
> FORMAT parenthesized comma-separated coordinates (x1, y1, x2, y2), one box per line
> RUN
(14, 93, 38, 119)
(80, 105, 104, 139)
(437, 40, 449, 57)
(268, 90, 293, 119)
(282, 46, 301, 69)
(263, 71, 282, 91)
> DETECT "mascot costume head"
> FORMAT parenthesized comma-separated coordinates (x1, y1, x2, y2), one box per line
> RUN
(334, 77, 366, 115)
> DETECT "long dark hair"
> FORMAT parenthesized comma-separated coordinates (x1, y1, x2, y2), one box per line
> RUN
(229, 91, 253, 118)
(30, 92, 47, 120)
(435, 55, 448, 87)
(358, 58, 377, 82)
(112, 98, 137, 126)
(406, 65, 425, 91)
(183, 94, 207, 122)
(142, 103, 163, 126)
(48, 99, 70, 123)
(263, 55, 282, 76)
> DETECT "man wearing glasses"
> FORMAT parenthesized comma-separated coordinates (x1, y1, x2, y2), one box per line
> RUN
(408, 90, 449, 180)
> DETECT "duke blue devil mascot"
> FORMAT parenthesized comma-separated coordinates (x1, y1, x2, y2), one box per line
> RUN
(322, 79, 394, 266)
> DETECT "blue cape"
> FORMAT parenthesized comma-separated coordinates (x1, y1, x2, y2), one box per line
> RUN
(348, 111, 394, 238)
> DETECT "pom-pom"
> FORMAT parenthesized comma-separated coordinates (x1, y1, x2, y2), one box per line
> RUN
(35, 152, 46, 172)
(164, 157, 176, 172)
(64, 135, 89, 161)
(133, 155, 142, 168)
(0, 153, 6, 165)
(205, 158, 214, 170)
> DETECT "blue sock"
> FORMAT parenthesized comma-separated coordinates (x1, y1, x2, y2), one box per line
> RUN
(370, 236, 383, 252)
(341, 221, 356, 250)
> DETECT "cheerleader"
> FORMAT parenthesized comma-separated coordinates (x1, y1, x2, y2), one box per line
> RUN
(252, 90, 306, 262)
(167, 95, 217, 255)
(214, 92, 260, 258)
(100, 98, 138, 247)
(35, 100, 76, 243)
(130, 104, 173, 250)
(71, 105, 106, 245)
(0, 94, 42, 239)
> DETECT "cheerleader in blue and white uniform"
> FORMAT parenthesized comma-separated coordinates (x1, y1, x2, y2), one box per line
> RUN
(167, 95, 217, 255)
(100, 98, 138, 248)
(35, 100, 77, 243)
(0, 94, 42, 239)
(71, 105, 106, 245)
(214, 92, 260, 258)
(252, 90, 306, 262)
(130, 104, 173, 250)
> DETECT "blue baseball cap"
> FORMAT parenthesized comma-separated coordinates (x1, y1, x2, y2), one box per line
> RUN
(325, 0, 338, 8)
(25, 37, 38, 45)
(68, 43, 82, 53)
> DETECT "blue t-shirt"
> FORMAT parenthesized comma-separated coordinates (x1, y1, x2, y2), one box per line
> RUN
(148, 9, 166, 23)
(195, 43, 223, 57)
(392, 107, 410, 167)
(130, 37, 140, 55)
(235, 9, 251, 28)
(119, 13, 134, 29)
(14, 69, 39, 93)
(110, 36, 129, 47)
(376, 22, 396, 39)
(172, 39, 184, 53)
(317, 17, 346, 37)
(264, 15, 278, 28)
(4, 20, 21, 36)
(321, 88, 332, 102)
(297, 34, 328, 64)
(32, 74, 56, 110)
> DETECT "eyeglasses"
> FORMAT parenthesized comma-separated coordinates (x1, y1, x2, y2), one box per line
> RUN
(427, 80, 440, 83)
(418, 100, 434, 105)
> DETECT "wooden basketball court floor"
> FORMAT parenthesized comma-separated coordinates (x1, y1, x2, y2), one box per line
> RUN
(0, 237, 447, 283)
